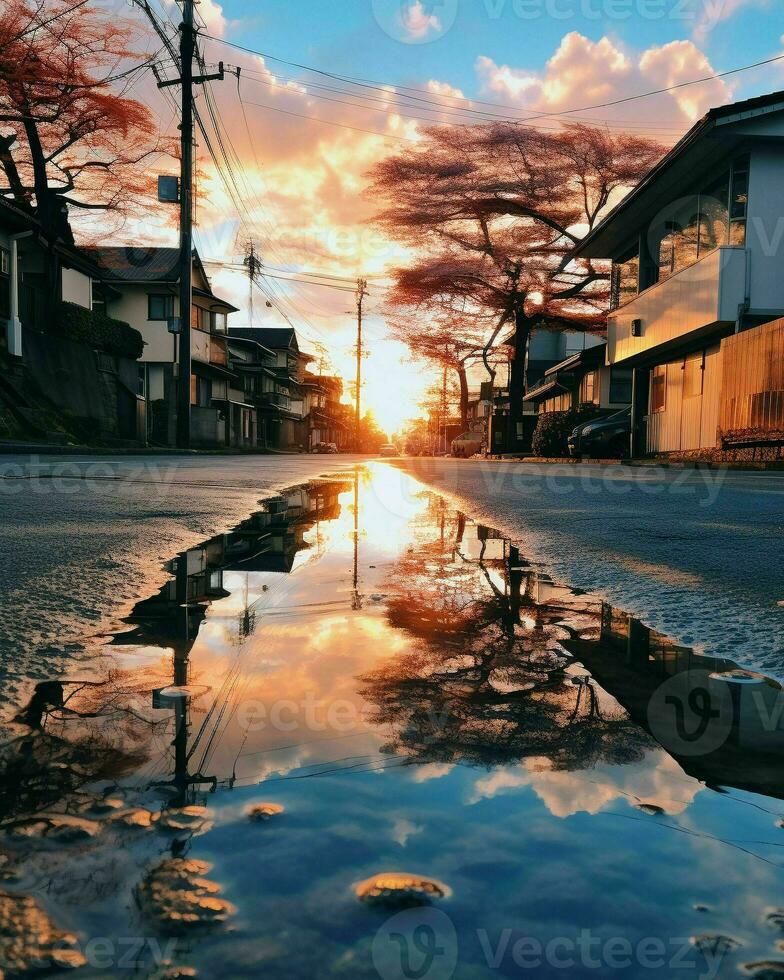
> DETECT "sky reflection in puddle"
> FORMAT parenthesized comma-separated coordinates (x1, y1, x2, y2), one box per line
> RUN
(1, 463, 784, 979)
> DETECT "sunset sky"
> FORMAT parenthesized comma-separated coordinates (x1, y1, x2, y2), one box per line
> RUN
(119, 0, 783, 434)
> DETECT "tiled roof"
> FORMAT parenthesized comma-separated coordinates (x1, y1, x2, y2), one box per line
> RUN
(85, 247, 181, 282)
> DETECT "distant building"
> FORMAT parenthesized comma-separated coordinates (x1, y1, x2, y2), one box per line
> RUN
(523, 344, 632, 415)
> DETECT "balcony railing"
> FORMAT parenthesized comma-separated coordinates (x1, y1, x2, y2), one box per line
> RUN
(607, 246, 747, 365)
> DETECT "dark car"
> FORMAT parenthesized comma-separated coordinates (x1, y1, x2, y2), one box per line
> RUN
(568, 408, 631, 458)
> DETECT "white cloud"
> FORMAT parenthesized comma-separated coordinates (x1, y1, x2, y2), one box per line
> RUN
(426, 79, 466, 100)
(401, 1, 442, 40)
(475, 31, 733, 127)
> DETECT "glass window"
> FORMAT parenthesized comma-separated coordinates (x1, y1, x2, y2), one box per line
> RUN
(609, 367, 633, 404)
(658, 223, 677, 282)
(0, 247, 10, 319)
(148, 294, 174, 320)
(612, 249, 639, 308)
(699, 172, 730, 254)
(729, 157, 749, 247)
(91, 281, 107, 315)
(650, 365, 666, 413)
(581, 371, 597, 404)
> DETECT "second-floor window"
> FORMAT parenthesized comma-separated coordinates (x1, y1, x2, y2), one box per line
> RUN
(0, 247, 10, 319)
(148, 294, 174, 320)
(654, 156, 749, 285)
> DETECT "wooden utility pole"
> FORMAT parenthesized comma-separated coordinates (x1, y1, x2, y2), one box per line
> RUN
(139, 0, 225, 448)
(175, 0, 195, 449)
(354, 277, 367, 452)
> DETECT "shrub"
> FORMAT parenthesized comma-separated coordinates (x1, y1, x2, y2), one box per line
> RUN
(57, 301, 144, 360)
(531, 405, 600, 457)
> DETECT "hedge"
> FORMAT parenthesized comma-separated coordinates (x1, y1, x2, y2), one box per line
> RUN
(531, 405, 600, 457)
(57, 301, 145, 360)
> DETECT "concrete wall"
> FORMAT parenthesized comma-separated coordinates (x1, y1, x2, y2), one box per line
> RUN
(107, 285, 177, 364)
(61, 266, 92, 309)
(746, 145, 784, 312)
(608, 247, 746, 365)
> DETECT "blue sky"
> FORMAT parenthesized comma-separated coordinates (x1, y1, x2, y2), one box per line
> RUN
(209, 0, 781, 106)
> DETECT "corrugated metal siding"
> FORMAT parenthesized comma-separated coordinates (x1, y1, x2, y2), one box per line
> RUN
(719, 318, 784, 444)
(647, 346, 723, 452)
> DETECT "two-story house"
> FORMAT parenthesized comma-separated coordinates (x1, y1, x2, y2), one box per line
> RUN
(489, 328, 605, 454)
(574, 89, 784, 458)
(228, 326, 315, 450)
(523, 343, 632, 416)
(88, 246, 245, 447)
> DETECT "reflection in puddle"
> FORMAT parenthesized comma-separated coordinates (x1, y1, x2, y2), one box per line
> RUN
(1, 464, 783, 977)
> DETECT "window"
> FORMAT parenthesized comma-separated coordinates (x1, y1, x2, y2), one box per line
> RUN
(91, 281, 107, 315)
(699, 172, 730, 253)
(650, 365, 666, 413)
(611, 248, 639, 309)
(0, 247, 9, 319)
(729, 156, 749, 247)
(148, 293, 174, 320)
(609, 367, 633, 404)
(581, 371, 597, 404)
(683, 353, 704, 399)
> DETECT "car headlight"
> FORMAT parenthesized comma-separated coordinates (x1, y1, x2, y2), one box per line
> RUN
(580, 424, 597, 437)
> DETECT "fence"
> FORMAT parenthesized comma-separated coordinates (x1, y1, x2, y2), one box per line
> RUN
(718, 318, 784, 446)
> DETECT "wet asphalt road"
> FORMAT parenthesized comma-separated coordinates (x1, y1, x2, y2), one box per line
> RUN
(1, 453, 783, 714)
(0, 454, 367, 711)
(392, 457, 784, 677)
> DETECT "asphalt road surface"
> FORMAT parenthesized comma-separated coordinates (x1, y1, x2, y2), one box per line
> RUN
(1, 453, 782, 718)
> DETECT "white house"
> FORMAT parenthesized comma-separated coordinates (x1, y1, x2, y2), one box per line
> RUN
(88, 246, 248, 447)
(574, 88, 784, 456)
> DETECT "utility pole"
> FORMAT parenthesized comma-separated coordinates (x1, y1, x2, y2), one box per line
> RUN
(140, 0, 225, 448)
(245, 241, 259, 327)
(354, 277, 367, 452)
(175, 0, 195, 449)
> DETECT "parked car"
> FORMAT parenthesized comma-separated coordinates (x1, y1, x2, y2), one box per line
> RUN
(312, 442, 338, 454)
(378, 443, 400, 456)
(568, 408, 631, 458)
(451, 430, 484, 458)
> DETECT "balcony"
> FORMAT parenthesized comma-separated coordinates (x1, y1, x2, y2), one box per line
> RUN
(259, 391, 290, 410)
(607, 246, 747, 365)
(210, 336, 228, 367)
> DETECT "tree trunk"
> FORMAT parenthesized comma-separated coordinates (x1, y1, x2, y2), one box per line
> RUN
(457, 364, 469, 430)
(505, 306, 531, 453)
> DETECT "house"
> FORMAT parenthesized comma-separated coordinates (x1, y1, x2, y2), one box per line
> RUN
(228, 326, 315, 451)
(522, 344, 632, 415)
(0, 197, 146, 444)
(303, 372, 350, 450)
(574, 89, 784, 458)
(489, 329, 605, 454)
(88, 246, 249, 448)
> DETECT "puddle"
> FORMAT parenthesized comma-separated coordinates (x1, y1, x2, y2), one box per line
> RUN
(0, 464, 783, 978)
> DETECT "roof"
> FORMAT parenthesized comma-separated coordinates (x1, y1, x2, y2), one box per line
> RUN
(229, 327, 299, 351)
(543, 343, 606, 377)
(226, 334, 276, 358)
(86, 246, 181, 282)
(522, 379, 569, 403)
(575, 88, 784, 259)
(193, 286, 239, 313)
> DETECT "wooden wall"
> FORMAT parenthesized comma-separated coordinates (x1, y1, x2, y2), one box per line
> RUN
(718, 318, 784, 446)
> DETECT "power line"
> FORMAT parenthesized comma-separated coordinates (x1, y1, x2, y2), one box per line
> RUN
(203, 32, 784, 125)
(241, 98, 418, 143)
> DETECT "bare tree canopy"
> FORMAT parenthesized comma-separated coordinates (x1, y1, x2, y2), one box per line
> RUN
(369, 123, 664, 410)
(0, 0, 170, 240)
